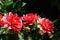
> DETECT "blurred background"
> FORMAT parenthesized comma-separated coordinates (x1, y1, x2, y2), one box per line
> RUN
(0, 0, 60, 20)
(23, 0, 60, 20)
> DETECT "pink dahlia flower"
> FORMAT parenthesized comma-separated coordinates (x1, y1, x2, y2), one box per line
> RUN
(37, 18, 53, 35)
(0, 14, 4, 26)
(22, 13, 39, 26)
(3, 12, 22, 31)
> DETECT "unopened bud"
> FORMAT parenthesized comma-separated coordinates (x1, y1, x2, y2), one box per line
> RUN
(25, 26, 30, 32)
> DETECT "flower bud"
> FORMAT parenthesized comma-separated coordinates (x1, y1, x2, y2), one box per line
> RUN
(24, 26, 30, 32)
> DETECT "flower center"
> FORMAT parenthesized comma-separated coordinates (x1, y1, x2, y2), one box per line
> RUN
(13, 20, 16, 22)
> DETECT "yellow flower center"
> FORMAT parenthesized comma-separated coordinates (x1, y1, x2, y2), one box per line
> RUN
(13, 20, 16, 22)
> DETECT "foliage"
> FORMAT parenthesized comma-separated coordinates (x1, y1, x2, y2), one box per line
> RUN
(0, 0, 26, 14)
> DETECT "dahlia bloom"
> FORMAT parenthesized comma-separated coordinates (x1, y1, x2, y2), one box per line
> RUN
(22, 13, 39, 26)
(3, 12, 22, 31)
(0, 14, 4, 26)
(37, 18, 53, 35)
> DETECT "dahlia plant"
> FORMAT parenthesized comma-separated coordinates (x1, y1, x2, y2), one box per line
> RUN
(0, 12, 54, 40)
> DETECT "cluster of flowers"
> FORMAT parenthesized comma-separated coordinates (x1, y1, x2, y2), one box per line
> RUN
(0, 12, 53, 35)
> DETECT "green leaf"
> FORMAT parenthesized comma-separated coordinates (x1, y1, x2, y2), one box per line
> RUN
(0, 27, 5, 35)
(18, 33, 24, 40)
(22, 2, 26, 7)
(0, 0, 3, 6)
(0, 27, 9, 35)
(4, 0, 13, 6)
(2, 9, 7, 14)
(52, 19, 60, 24)
(28, 35, 32, 40)
(0, 5, 2, 10)
(32, 21, 40, 31)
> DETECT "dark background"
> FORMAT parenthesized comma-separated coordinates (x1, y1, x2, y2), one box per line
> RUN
(22, 0, 60, 20)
